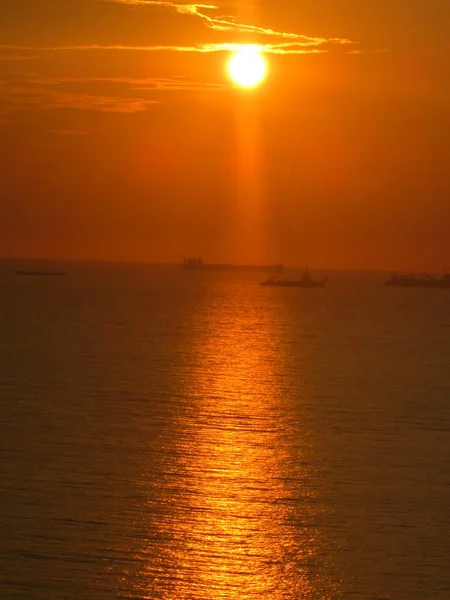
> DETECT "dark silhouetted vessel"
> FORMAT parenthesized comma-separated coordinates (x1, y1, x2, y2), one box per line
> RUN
(181, 257, 283, 273)
(16, 271, 67, 276)
(386, 272, 450, 288)
(261, 269, 326, 288)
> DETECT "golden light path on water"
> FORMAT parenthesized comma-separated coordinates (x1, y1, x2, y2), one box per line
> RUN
(129, 285, 339, 599)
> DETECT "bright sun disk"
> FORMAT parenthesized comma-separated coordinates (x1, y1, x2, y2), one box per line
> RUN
(228, 46, 267, 88)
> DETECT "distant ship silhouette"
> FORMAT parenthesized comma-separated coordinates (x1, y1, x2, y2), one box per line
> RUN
(261, 269, 326, 288)
(180, 257, 283, 273)
(386, 272, 450, 288)
(16, 271, 67, 276)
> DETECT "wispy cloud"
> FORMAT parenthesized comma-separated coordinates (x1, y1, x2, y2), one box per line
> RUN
(0, 53, 40, 61)
(347, 48, 387, 55)
(0, 80, 160, 114)
(4, 74, 225, 93)
(0, 73, 225, 116)
(52, 129, 91, 135)
(27, 75, 225, 91)
(103, 0, 355, 47)
(0, 42, 345, 55)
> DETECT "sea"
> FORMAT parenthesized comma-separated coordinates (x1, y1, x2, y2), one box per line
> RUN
(1, 260, 449, 599)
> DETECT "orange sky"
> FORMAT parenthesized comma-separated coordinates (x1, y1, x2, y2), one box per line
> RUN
(1, 0, 449, 270)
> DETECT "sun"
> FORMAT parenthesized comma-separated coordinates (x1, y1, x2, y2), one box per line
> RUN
(227, 46, 267, 88)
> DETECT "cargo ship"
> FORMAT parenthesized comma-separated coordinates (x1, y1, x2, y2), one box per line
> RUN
(16, 271, 67, 276)
(386, 272, 450, 288)
(180, 257, 283, 273)
(261, 269, 326, 288)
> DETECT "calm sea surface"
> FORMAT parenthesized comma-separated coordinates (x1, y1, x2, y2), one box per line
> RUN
(1, 261, 449, 599)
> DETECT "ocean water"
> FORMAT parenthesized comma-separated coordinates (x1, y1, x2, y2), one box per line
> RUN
(1, 261, 450, 599)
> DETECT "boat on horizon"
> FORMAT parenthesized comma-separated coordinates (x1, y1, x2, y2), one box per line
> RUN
(180, 257, 283, 273)
(261, 270, 326, 288)
(386, 272, 450, 288)
(16, 270, 67, 277)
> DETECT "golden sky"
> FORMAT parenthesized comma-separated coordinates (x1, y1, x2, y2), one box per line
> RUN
(1, 0, 449, 269)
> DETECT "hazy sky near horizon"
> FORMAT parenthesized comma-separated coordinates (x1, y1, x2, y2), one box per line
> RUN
(1, 0, 449, 269)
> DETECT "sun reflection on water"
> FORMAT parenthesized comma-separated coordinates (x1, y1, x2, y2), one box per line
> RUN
(133, 286, 338, 599)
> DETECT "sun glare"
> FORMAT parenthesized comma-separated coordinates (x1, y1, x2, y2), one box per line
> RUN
(228, 46, 267, 88)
